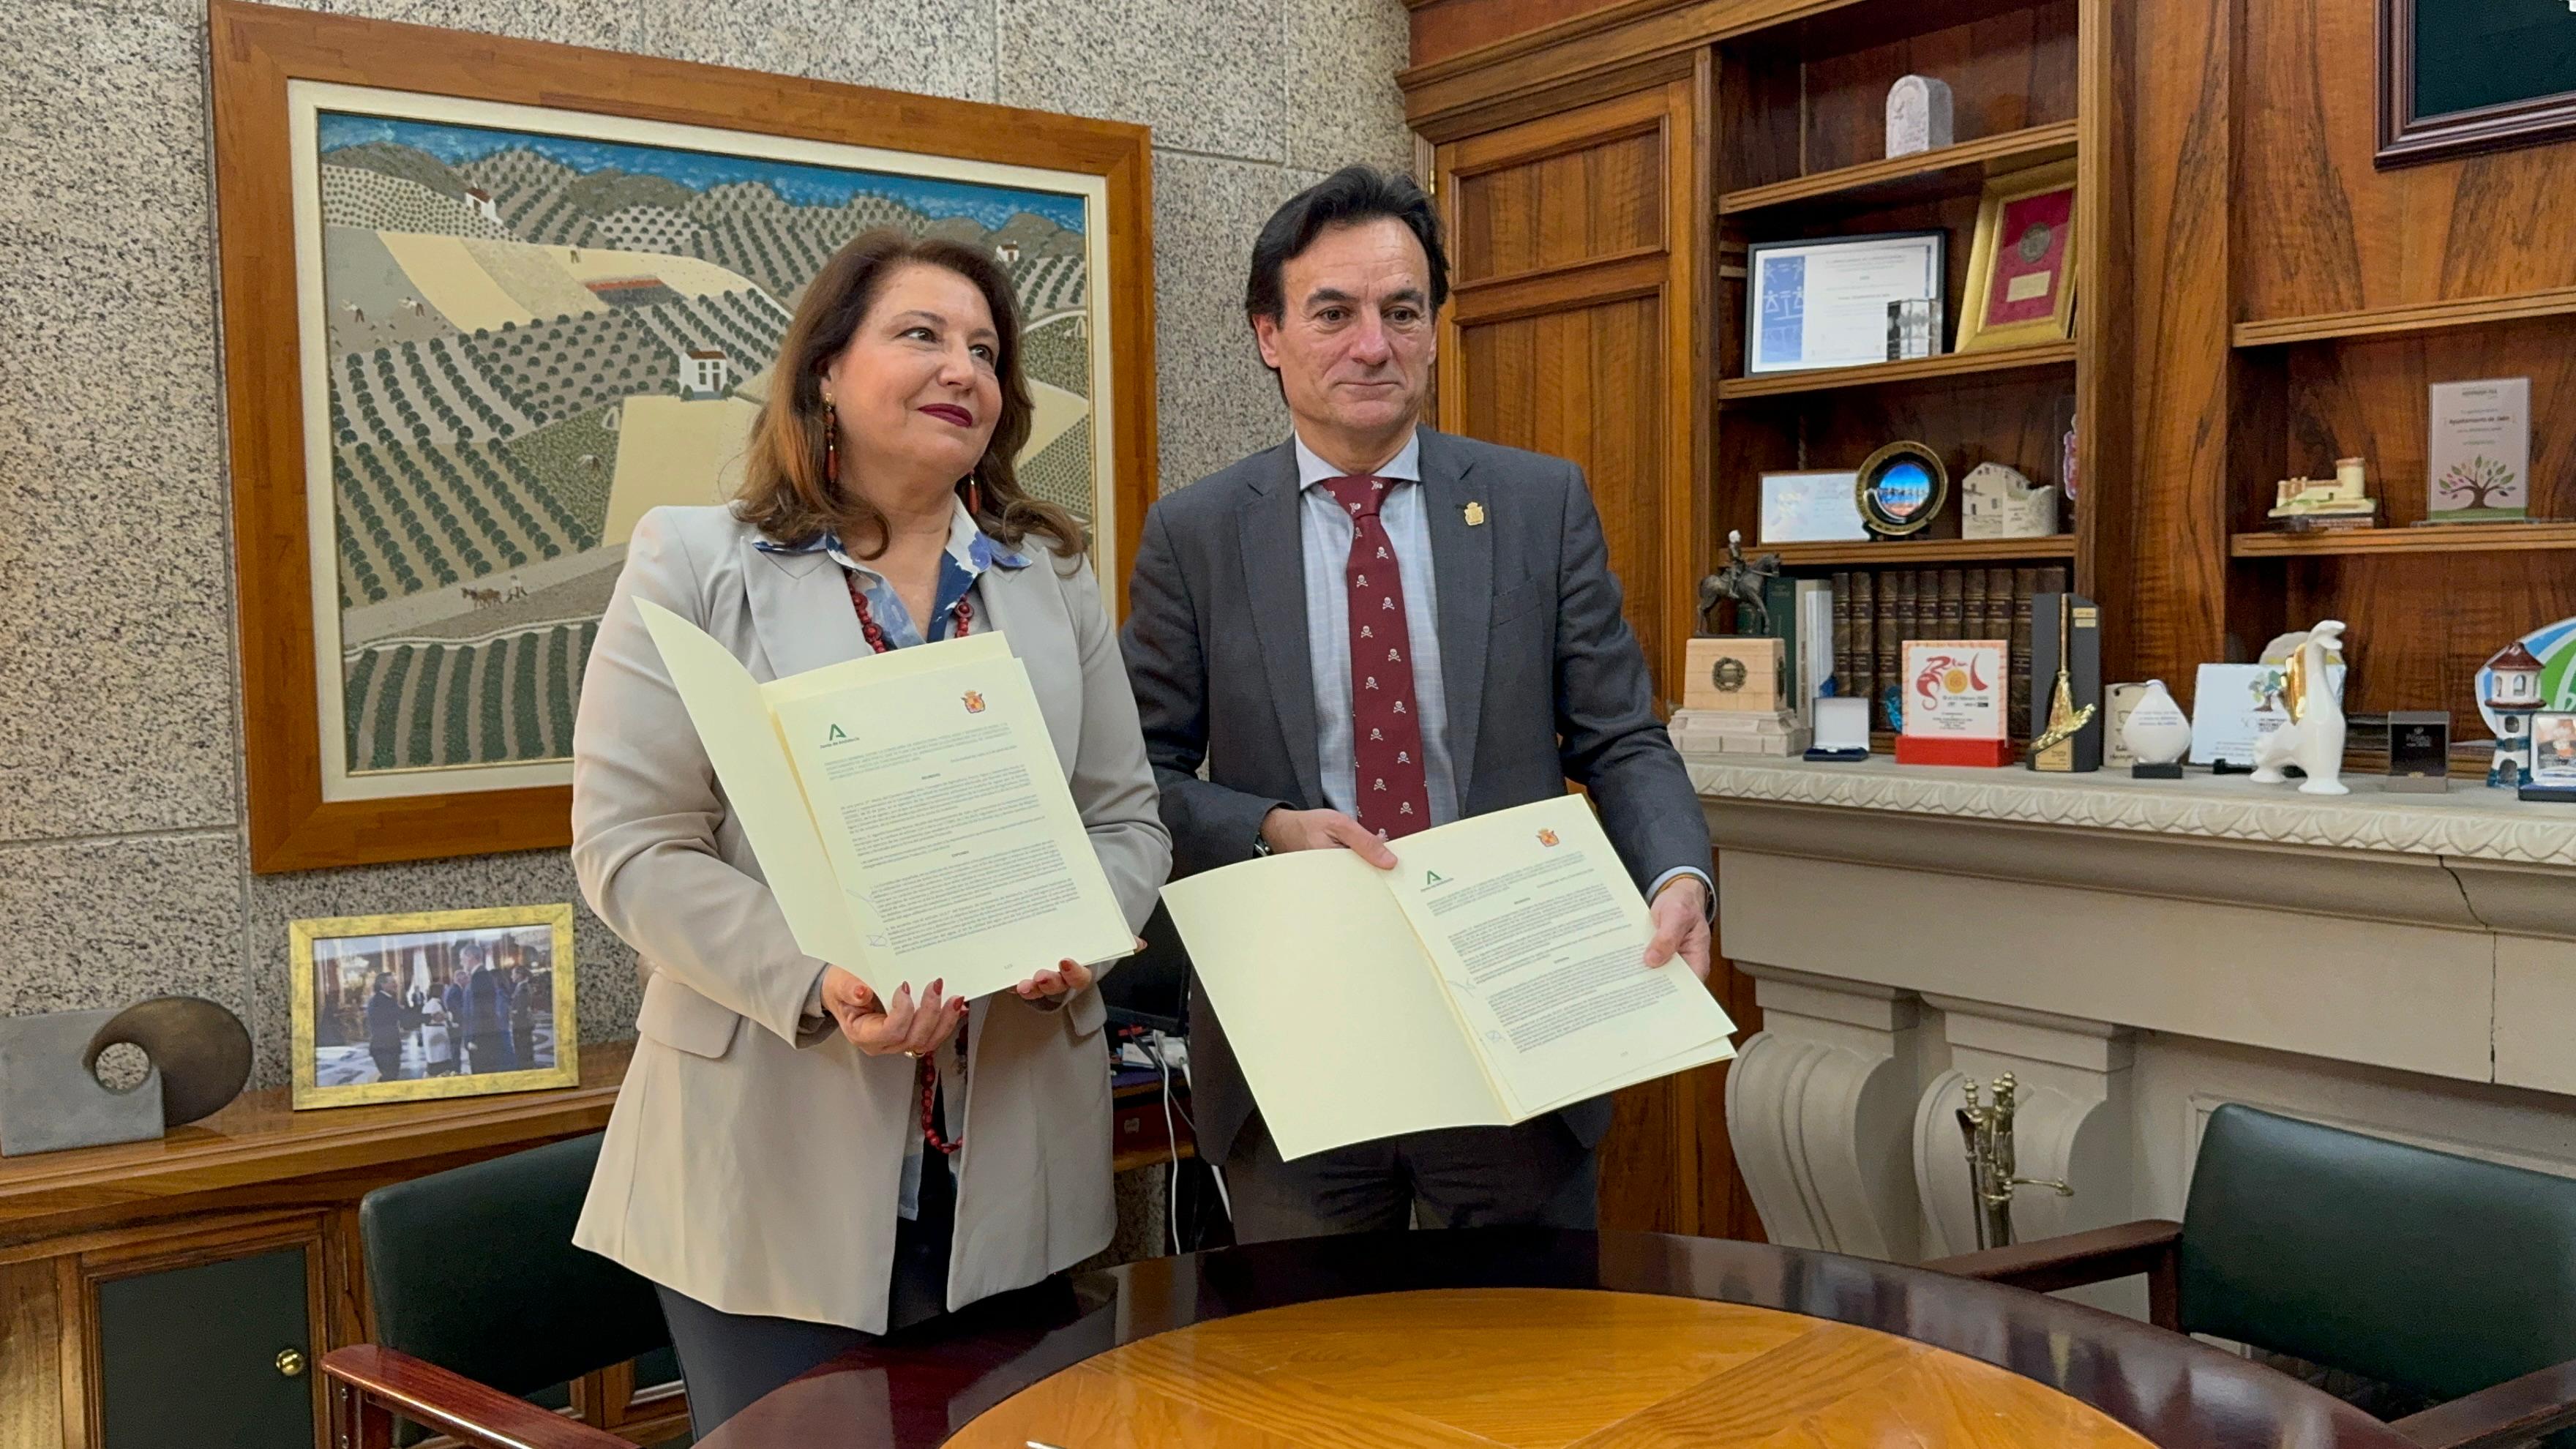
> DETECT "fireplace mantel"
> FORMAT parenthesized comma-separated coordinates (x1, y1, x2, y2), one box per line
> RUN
(1700, 756, 2576, 1282)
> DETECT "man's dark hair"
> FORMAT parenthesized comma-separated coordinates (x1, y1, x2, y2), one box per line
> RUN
(1244, 165, 1450, 324)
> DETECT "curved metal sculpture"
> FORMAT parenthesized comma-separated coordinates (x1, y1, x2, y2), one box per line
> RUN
(84, 996, 252, 1128)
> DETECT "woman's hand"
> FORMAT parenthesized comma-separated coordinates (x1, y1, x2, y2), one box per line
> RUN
(820, 965, 966, 1057)
(1016, 937, 1146, 1003)
(1014, 958, 1096, 1003)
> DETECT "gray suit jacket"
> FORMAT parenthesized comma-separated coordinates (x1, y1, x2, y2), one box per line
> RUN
(571, 505, 1169, 1330)
(1120, 427, 1712, 1161)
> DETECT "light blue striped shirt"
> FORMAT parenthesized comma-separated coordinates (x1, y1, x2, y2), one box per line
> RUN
(1292, 430, 1712, 913)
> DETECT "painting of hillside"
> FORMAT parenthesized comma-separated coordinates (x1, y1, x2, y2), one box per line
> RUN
(311, 113, 1100, 780)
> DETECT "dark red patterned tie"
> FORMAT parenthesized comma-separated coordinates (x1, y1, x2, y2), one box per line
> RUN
(1320, 476, 1431, 840)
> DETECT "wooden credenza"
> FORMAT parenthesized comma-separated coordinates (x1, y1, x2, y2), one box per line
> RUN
(0, 1042, 684, 1449)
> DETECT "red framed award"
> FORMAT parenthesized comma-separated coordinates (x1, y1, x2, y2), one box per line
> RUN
(1958, 160, 2077, 353)
(1897, 640, 2013, 767)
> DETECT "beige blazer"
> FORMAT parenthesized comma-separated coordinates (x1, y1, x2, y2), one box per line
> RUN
(569, 505, 1170, 1332)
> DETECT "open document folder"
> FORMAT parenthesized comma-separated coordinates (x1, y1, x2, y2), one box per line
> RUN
(1162, 795, 1737, 1161)
(637, 600, 1134, 1002)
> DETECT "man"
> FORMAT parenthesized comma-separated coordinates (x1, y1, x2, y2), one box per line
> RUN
(1121, 165, 1714, 1241)
(365, 971, 404, 1085)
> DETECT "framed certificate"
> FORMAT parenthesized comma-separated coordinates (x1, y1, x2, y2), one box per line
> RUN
(1959, 161, 2078, 352)
(1745, 231, 1945, 375)
(1758, 470, 1868, 544)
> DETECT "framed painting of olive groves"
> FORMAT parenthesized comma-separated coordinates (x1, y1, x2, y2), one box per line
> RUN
(211, 1, 1157, 872)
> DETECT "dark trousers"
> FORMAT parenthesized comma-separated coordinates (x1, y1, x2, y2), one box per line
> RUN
(656, 1153, 955, 1436)
(1223, 1110, 1598, 1243)
(367, 1044, 401, 1083)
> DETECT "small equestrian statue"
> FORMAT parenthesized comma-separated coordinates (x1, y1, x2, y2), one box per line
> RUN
(1698, 530, 1783, 637)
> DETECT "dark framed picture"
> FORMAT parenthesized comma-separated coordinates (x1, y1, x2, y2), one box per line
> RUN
(2379, 0, 2576, 168)
(210, 1, 1156, 872)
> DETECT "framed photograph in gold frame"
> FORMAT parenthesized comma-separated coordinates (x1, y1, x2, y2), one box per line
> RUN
(1957, 161, 2078, 353)
(211, 1, 1158, 873)
(290, 905, 577, 1109)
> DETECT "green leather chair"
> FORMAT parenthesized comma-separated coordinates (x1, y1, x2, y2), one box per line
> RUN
(1929, 1103, 2576, 1449)
(320, 1132, 682, 1448)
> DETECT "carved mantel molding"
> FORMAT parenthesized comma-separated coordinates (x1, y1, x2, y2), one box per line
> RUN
(1704, 756, 2576, 1267)
(1690, 755, 2576, 868)
(1692, 757, 2576, 940)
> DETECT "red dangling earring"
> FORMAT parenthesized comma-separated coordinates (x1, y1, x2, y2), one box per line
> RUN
(965, 476, 985, 518)
(823, 400, 840, 487)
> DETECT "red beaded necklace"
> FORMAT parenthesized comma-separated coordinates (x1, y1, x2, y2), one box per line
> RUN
(845, 572, 967, 1158)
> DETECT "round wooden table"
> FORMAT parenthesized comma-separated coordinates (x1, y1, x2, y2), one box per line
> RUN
(697, 1229, 2418, 1448)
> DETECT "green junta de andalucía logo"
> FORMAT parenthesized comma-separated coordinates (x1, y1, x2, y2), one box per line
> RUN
(1423, 869, 1448, 887)
(825, 723, 850, 745)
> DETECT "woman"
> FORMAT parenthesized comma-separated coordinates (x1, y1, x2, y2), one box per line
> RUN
(570, 230, 1168, 1433)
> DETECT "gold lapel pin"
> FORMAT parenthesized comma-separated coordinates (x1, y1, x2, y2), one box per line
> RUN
(1463, 501, 1486, 527)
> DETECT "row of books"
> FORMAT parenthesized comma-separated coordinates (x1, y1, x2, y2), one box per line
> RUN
(1829, 566, 2069, 736)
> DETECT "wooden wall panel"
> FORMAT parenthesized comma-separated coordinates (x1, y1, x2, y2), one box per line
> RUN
(1439, 81, 1702, 699)
(1458, 131, 1666, 276)
(2240, 0, 2576, 322)
(1801, 0, 2078, 173)
(1460, 299, 1672, 674)
(1694, 959, 1767, 1241)
(2285, 553, 2573, 722)
(2116, 0, 2235, 699)
(0, 1261, 65, 1449)
(1409, 0, 1633, 71)
(1439, 78, 1710, 1232)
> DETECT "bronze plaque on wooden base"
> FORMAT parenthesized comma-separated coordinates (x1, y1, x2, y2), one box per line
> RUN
(1685, 637, 1786, 712)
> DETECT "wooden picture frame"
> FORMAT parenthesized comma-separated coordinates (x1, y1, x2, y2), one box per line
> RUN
(2378, 0, 2576, 169)
(1956, 161, 2078, 354)
(211, 1, 1158, 873)
(290, 904, 577, 1109)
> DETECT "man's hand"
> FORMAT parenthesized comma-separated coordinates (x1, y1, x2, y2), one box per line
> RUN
(820, 965, 966, 1057)
(1644, 877, 1712, 982)
(1259, 807, 1398, 869)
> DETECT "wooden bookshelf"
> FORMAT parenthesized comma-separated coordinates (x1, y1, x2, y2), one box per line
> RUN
(2231, 285, 2576, 348)
(2230, 521, 2576, 558)
(1718, 121, 2080, 217)
(1718, 340, 2078, 402)
(1767, 534, 2078, 567)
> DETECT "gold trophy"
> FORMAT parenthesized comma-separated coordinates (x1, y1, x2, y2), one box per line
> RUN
(1955, 1073, 2073, 1250)
(2028, 593, 2095, 771)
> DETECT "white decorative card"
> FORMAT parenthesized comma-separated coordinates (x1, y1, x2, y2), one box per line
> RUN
(2428, 377, 2529, 523)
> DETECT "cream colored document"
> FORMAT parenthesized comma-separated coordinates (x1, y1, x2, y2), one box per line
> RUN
(638, 600, 1134, 1000)
(1161, 795, 1737, 1161)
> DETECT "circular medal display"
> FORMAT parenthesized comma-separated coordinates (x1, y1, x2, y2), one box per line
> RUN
(1855, 441, 1950, 537)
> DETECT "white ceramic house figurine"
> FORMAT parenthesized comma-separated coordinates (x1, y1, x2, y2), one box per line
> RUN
(1961, 462, 2058, 539)
(1886, 75, 1955, 158)
(2249, 621, 2351, 795)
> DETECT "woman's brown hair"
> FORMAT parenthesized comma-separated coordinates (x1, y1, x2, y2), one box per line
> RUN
(734, 229, 1086, 560)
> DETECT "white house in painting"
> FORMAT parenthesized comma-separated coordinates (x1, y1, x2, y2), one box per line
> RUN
(677, 347, 730, 400)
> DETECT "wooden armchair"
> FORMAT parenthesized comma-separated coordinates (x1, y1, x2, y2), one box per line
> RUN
(319, 1133, 682, 1448)
(1926, 1105, 2576, 1449)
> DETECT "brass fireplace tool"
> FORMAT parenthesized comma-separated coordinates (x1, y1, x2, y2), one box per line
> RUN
(1955, 1073, 2073, 1249)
